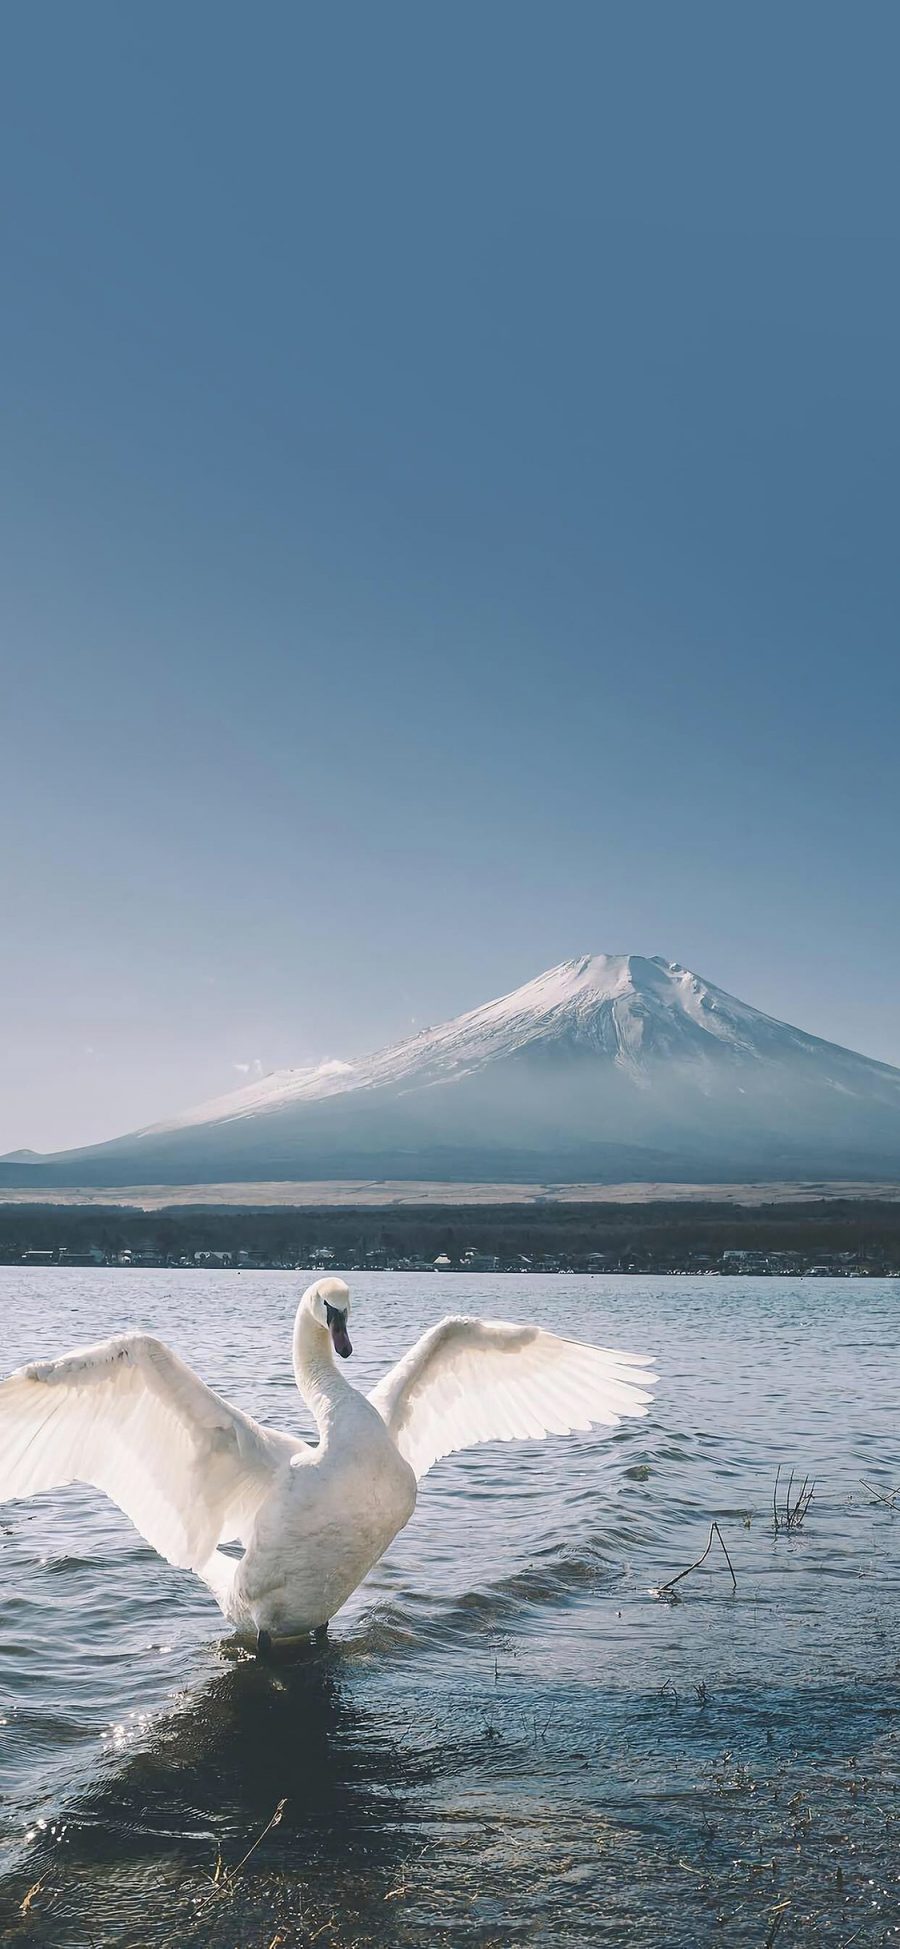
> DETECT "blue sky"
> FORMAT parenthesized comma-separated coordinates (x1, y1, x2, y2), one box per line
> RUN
(2, 2, 899, 1152)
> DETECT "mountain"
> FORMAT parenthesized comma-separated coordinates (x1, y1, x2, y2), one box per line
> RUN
(4, 954, 900, 1187)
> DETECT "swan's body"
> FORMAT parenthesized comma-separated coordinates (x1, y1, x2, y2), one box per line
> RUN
(0, 1279, 656, 1641)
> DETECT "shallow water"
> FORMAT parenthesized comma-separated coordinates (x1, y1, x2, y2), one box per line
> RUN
(0, 1268, 897, 1947)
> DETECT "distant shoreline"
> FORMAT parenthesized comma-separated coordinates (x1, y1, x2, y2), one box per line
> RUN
(2, 1177, 900, 1211)
(4, 1190, 900, 1277)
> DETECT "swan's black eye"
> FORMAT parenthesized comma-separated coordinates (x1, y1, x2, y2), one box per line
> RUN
(324, 1303, 345, 1328)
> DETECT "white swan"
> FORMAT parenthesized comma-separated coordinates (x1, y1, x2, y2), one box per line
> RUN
(0, 1278, 656, 1644)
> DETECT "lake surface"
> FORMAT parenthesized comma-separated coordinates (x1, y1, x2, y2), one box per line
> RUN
(0, 1269, 897, 1947)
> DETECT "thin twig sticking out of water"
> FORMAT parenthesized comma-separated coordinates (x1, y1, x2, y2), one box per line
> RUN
(772, 1465, 815, 1532)
(859, 1478, 900, 1508)
(201, 1797, 288, 1906)
(656, 1521, 737, 1601)
(763, 1900, 791, 1947)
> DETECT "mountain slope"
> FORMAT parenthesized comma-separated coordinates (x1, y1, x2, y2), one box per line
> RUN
(5, 955, 900, 1186)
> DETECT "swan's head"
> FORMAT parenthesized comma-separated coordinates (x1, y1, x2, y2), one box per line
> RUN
(302, 1277, 353, 1359)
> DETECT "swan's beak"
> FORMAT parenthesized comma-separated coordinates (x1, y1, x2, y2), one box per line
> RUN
(326, 1307, 353, 1359)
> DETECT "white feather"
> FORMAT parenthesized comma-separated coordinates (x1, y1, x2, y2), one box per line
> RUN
(368, 1315, 656, 1480)
(0, 1333, 297, 1572)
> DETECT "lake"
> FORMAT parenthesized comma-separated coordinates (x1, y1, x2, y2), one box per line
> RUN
(0, 1269, 897, 1947)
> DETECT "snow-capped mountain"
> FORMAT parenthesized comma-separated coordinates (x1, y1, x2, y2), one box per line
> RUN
(5, 955, 900, 1186)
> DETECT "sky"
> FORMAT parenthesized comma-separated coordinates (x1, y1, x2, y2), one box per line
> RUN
(1, 2, 899, 1154)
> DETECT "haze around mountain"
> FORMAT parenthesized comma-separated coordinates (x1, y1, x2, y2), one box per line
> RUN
(4, 955, 899, 1189)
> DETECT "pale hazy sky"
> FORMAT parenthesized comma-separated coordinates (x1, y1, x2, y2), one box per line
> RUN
(2, 3, 899, 1154)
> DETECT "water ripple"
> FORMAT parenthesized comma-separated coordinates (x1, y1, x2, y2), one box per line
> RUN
(0, 1269, 898, 1945)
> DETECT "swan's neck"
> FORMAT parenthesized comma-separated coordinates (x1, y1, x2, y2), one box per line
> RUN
(292, 1307, 353, 1438)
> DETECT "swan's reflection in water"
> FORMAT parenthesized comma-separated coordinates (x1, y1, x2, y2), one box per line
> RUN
(4, 1630, 900, 1949)
(1, 1644, 437, 1946)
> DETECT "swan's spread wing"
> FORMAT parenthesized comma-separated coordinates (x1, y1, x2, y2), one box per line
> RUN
(368, 1316, 656, 1480)
(0, 1334, 297, 1570)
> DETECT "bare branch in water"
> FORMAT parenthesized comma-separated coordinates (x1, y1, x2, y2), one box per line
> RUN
(200, 1797, 288, 1907)
(859, 1478, 900, 1508)
(763, 1900, 791, 1947)
(773, 1464, 815, 1532)
(656, 1521, 737, 1599)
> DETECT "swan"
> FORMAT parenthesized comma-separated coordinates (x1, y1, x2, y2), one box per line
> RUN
(0, 1278, 656, 1645)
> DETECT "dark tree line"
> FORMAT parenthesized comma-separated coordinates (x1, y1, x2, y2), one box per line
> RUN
(2, 1199, 900, 1267)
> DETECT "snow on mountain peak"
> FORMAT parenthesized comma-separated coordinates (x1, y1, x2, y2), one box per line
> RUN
(147, 952, 779, 1141)
(8, 949, 900, 1186)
